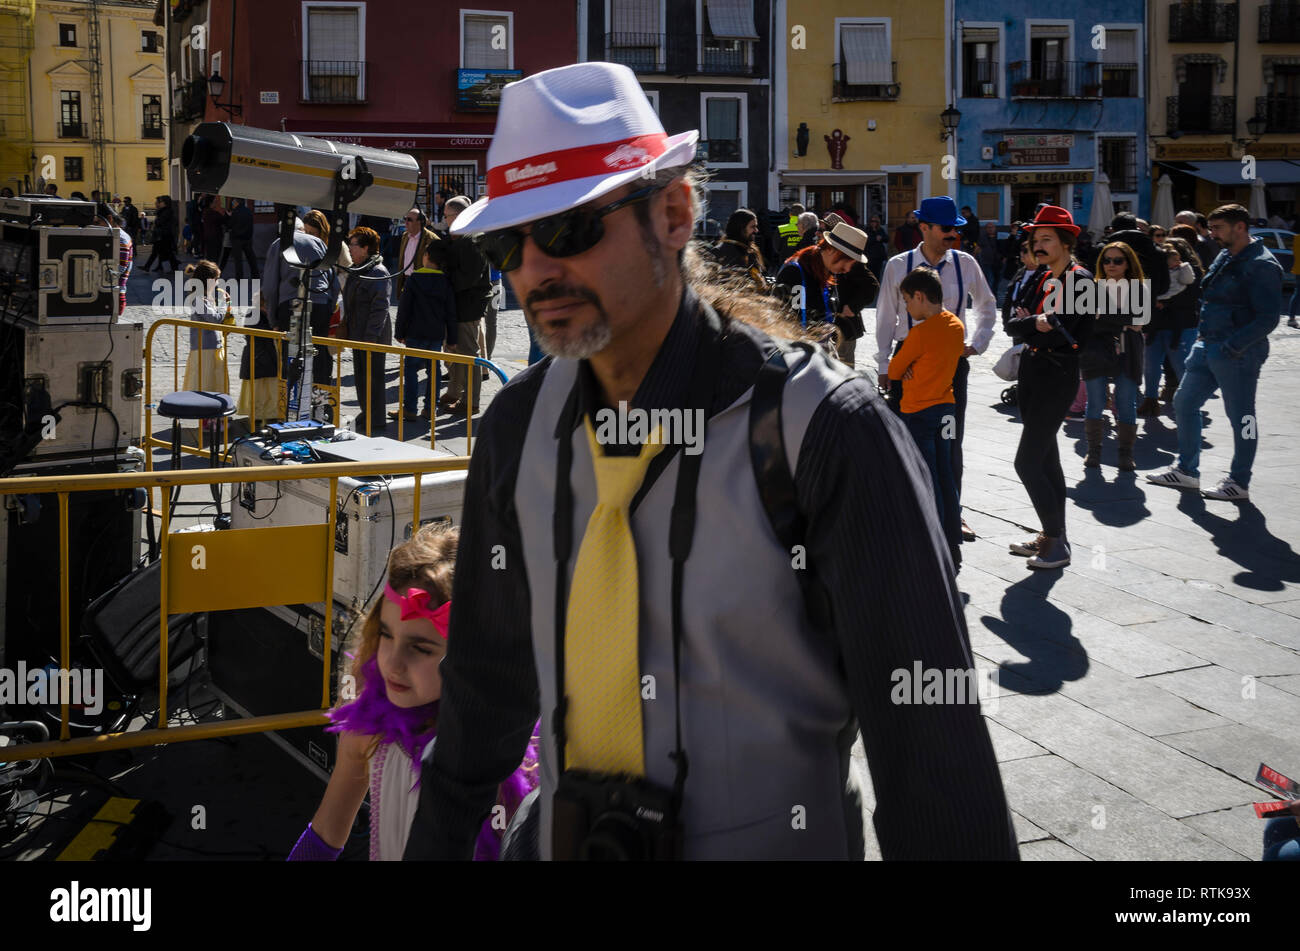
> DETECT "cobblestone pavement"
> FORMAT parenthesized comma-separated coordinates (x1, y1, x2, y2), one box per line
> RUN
(125, 263, 1300, 860)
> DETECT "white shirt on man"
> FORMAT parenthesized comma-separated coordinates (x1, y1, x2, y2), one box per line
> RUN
(874, 243, 998, 376)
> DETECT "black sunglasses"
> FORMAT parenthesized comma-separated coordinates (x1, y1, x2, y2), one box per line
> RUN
(924, 223, 959, 234)
(481, 184, 660, 272)
(1101, 256, 1127, 265)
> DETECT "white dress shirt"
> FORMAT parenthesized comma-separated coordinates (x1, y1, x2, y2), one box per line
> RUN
(874, 243, 998, 376)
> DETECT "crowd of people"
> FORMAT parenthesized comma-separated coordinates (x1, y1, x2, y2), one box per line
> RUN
(687, 191, 1285, 572)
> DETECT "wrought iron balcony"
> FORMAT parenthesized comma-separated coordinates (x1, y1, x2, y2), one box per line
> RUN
(605, 33, 668, 73)
(58, 121, 87, 138)
(1101, 64, 1139, 97)
(1008, 61, 1102, 99)
(1170, 1, 1238, 42)
(171, 78, 207, 123)
(699, 36, 757, 76)
(141, 123, 164, 140)
(301, 61, 367, 103)
(961, 59, 999, 98)
(1256, 96, 1300, 132)
(1259, 2, 1300, 40)
(831, 62, 900, 101)
(1166, 95, 1236, 134)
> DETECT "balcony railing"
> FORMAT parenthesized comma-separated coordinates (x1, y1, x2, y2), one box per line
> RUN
(142, 123, 164, 140)
(1167, 95, 1236, 133)
(1008, 61, 1102, 99)
(1260, 2, 1300, 40)
(58, 121, 87, 138)
(1256, 96, 1300, 132)
(1170, 1, 1238, 41)
(172, 78, 207, 123)
(604, 33, 759, 76)
(831, 61, 900, 101)
(301, 60, 367, 103)
(1101, 64, 1139, 97)
(961, 59, 999, 98)
(700, 37, 756, 76)
(606, 33, 668, 73)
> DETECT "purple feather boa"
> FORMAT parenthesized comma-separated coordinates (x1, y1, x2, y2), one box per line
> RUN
(325, 655, 437, 779)
(326, 655, 541, 860)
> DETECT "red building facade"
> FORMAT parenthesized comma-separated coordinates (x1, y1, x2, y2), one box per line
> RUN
(188, 0, 578, 218)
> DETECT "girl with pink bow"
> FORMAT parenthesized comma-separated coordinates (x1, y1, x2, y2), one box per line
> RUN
(289, 523, 538, 860)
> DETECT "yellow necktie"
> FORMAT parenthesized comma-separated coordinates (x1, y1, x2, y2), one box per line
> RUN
(564, 416, 664, 776)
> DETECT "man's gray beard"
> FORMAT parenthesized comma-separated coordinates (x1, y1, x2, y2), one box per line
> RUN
(533, 313, 614, 360)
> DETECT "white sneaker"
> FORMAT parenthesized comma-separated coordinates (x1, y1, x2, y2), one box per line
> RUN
(1202, 477, 1249, 502)
(1146, 466, 1200, 490)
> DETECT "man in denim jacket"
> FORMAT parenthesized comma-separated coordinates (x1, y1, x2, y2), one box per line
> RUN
(1147, 204, 1282, 502)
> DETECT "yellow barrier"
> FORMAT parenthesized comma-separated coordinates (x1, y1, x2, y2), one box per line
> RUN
(143, 317, 501, 471)
(0, 456, 469, 764)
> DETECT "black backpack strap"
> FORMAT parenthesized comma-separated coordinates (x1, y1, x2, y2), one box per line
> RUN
(748, 343, 832, 630)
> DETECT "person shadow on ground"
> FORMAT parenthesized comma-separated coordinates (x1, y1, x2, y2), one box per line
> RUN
(978, 573, 1089, 696)
(1175, 495, 1300, 594)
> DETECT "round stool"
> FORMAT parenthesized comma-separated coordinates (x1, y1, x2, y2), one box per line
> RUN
(157, 391, 236, 516)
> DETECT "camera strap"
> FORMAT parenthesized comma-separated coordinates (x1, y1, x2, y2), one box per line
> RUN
(551, 310, 724, 807)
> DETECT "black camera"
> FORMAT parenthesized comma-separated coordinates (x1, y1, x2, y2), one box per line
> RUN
(551, 770, 682, 861)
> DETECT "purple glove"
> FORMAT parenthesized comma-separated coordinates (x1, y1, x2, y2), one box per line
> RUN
(287, 822, 342, 861)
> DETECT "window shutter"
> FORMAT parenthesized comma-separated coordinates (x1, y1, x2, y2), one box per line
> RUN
(705, 0, 758, 40)
(841, 24, 891, 85)
(464, 15, 510, 68)
(308, 9, 359, 64)
(611, 0, 660, 34)
(1101, 29, 1137, 64)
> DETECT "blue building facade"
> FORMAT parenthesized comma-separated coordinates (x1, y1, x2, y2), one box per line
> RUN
(951, 4, 1149, 235)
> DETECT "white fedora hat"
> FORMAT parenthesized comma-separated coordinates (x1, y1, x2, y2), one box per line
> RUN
(824, 222, 870, 263)
(450, 62, 699, 235)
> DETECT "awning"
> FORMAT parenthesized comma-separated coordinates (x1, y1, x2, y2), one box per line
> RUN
(705, 0, 759, 40)
(780, 170, 888, 185)
(1176, 160, 1300, 185)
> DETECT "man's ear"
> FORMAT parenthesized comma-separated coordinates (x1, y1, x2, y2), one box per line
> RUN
(659, 178, 696, 253)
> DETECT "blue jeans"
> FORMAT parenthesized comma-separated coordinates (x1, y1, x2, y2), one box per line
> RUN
(401, 336, 442, 411)
(1173, 339, 1267, 486)
(1084, 375, 1138, 424)
(1144, 328, 1198, 399)
(904, 402, 961, 563)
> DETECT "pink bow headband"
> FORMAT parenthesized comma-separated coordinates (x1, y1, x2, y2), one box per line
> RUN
(383, 584, 450, 638)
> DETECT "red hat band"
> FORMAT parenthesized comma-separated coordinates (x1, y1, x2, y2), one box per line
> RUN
(487, 133, 670, 199)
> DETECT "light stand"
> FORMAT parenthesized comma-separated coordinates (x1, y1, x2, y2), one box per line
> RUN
(277, 157, 374, 423)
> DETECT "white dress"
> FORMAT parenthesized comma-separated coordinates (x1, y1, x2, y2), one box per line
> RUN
(367, 739, 432, 861)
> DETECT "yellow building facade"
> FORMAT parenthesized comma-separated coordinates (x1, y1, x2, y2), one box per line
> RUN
(1149, 0, 1300, 222)
(775, 0, 950, 226)
(14, 0, 165, 199)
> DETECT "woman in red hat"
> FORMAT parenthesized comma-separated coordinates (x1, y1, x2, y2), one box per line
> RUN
(1002, 206, 1095, 569)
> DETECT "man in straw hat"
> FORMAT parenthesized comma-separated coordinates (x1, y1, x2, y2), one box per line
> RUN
(405, 62, 1015, 861)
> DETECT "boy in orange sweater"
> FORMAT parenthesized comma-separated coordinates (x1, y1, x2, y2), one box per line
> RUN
(888, 266, 967, 570)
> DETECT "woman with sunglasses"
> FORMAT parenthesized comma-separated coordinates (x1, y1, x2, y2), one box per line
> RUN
(1082, 242, 1145, 471)
(1150, 227, 1167, 245)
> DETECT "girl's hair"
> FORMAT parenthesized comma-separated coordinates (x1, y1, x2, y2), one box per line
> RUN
(1169, 223, 1199, 244)
(185, 259, 221, 285)
(1164, 236, 1204, 279)
(302, 209, 330, 241)
(348, 521, 459, 690)
(1094, 241, 1143, 280)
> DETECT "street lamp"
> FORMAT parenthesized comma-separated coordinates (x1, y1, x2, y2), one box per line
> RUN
(208, 71, 242, 118)
(940, 105, 961, 141)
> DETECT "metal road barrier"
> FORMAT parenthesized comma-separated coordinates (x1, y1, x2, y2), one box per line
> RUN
(143, 317, 508, 469)
(0, 455, 469, 764)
